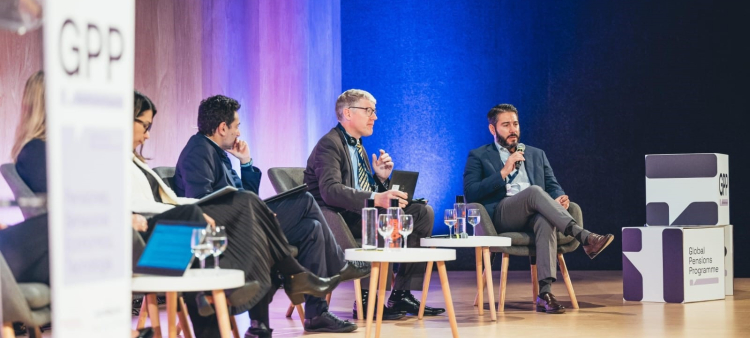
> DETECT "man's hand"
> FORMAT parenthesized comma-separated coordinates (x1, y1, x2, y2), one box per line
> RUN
(131, 214, 148, 232)
(371, 149, 394, 181)
(374, 190, 408, 209)
(555, 195, 570, 210)
(227, 139, 252, 164)
(500, 150, 525, 179)
(203, 213, 216, 228)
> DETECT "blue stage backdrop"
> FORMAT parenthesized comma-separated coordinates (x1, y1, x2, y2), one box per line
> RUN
(342, 0, 750, 274)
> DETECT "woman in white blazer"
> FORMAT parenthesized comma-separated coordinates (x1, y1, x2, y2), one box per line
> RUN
(130, 91, 338, 338)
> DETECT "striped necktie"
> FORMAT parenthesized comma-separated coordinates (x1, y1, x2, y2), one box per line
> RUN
(356, 143, 373, 192)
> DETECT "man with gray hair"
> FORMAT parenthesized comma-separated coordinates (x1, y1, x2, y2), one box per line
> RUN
(304, 89, 443, 320)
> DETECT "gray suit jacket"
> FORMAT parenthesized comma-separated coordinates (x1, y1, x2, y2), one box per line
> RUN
(304, 127, 388, 213)
(463, 143, 565, 218)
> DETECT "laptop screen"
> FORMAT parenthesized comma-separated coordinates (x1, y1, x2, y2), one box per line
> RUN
(135, 221, 206, 276)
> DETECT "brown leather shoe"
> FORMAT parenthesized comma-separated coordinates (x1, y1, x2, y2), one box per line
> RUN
(582, 233, 615, 259)
(536, 292, 565, 314)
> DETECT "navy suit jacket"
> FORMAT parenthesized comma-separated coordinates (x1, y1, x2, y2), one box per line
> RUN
(174, 133, 262, 198)
(463, 143, 565, 218)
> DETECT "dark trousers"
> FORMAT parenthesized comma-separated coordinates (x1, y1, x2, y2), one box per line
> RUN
(343, 203, 434, 290)
(266, 191, 346, 318)
(492, 186, 588, 281)
(0, 214, 50, 284)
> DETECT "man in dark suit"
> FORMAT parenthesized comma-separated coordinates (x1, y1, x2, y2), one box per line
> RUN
(463, 103, 614, 314)
(174, 95, 367, 333)
(304, 89, 444, 320)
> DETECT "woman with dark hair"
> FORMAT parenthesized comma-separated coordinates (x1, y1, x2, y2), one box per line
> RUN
(130, 91, 338, 338)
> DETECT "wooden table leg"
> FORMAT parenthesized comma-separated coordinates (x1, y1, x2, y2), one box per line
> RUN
(212, 289, 233, 338)
(418, 260, 434, 319)
(295, 305, 305, 325)
(178, 297, 194, 338)
(482, 248, 496, 321)
(558, 253, 579, 309)
(474, 247, 484, 316)
(375, 262, 389, 338)
(146, 294, 162, 338)
(498, 253, 509, 313)
(166, 292, 178, 338)
(437, 261, 460, 338)
(531, 264, 539, 303)
(230, 316, 240, 338)
(285, 303, 295, 317)
(473, 268, 486, 306)
(354, 278, 364, 320)
(137, 295, 149, 329)
(2, 323, 16, 338)
(365, 262, 380, 338)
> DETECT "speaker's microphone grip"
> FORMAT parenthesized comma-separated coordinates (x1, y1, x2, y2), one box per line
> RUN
(514, 143, 526, 170)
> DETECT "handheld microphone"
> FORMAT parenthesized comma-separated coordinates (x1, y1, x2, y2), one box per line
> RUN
(514, 143, 526, 169)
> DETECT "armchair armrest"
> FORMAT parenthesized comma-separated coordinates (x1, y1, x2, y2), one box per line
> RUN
(468, 203, 497, 236)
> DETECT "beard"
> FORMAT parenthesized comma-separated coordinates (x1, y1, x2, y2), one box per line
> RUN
(496, 132, 520, 150)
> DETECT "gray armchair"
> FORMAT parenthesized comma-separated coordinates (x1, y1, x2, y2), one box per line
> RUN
(267, 167, 364, 320)
(1, 253, 51, 338)
(267, 167, 359, 250)
(471, 202, 581, 311)
(0, 163, 45, 220)
(152, 166, 176, 190)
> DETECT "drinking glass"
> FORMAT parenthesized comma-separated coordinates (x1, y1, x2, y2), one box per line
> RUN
(191, 229, 211, 269)
(378, 214, 394, 250)
(399, 215, 414, 248)
(467, 209, 481, 237)
(208, 226, 228, 269)
(444, 209, 457, 239)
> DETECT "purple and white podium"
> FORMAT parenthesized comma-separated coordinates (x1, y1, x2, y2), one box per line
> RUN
(624, 153, 733, 303)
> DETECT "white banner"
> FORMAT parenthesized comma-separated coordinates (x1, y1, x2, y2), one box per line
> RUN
(44, 0, 134, 337)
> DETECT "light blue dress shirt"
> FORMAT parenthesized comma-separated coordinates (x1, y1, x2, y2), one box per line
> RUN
(495, 142, 530, 185)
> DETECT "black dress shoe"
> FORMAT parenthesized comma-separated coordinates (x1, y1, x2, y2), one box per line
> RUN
(304, 311, 358, 333)
(135, 328, 154, 338)
(536, 292, 565, 314)
(244, 322, 273, 338)
(387, 291, 445, 316)
(338, 261, 371, 282)
(583, 233, 615, 259)
(354, 291, 406, 320)
(284, 271, 341, 304)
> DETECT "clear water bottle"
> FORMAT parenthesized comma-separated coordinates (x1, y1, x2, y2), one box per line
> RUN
(454, 195, 468, 238)
(362, 199, 378, 250)
(387, 199, 403, 249)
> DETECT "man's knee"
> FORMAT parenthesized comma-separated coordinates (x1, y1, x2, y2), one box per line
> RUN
(410, 203, 434, 235)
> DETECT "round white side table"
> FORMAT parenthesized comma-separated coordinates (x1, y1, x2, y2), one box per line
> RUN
(421, 236, 510, 321)
(132, 269, 244, 338)
(345, 248, 458, 338)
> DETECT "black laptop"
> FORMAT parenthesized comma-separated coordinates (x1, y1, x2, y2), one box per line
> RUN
(390, 170, 419, 202)
(133, 220, 207, 276)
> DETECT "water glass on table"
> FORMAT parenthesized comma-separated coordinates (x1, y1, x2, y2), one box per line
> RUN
(467, 209, 480, 236)
(444, 209, 457, 238)
(191, 228, 211, 269)
(378, 214, 394, 250)
(399, 214, 414, 248)
(208, 226, 228, 269)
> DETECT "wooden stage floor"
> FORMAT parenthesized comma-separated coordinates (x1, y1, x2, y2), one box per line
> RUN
(115, 270, 748, 337)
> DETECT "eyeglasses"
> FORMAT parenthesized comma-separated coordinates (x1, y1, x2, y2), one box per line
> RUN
(349, 106, 377, 117)
(134, 119, 152, 132)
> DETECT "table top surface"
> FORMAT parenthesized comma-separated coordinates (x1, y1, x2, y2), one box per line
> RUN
(132, 268, 244, 292)
(345, 248, 455, 262)
(421, 236, 511, 248)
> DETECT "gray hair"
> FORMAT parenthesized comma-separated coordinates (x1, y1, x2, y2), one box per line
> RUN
(335, 89, 377, 121)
